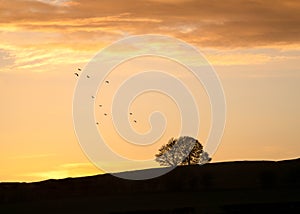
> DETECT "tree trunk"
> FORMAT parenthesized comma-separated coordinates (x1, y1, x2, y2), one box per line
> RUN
(188, 154, 191, 165)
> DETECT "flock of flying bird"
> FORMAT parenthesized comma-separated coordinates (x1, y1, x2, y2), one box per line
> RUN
(75, 68, 137, 125)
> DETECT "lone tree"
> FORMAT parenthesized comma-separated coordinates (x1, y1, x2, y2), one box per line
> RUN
(155, 136, 210, 166)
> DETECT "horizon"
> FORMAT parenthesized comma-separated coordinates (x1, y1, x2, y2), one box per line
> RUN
(1, 0, 300, 182)
(2, 157, 299, 184)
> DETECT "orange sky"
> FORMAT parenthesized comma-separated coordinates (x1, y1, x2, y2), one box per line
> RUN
(0, 0, 300, 182)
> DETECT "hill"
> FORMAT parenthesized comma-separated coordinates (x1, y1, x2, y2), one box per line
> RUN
(1, 158, 300, 213)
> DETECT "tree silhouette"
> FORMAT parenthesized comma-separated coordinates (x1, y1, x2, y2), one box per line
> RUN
(155, 136, 209, 166)
(155, 137, 179, 167)
(199, 151, 212, 165)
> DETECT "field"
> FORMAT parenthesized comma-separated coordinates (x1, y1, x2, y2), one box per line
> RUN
(1, 159, 300, 213)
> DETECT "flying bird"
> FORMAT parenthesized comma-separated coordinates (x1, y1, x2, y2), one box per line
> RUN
(129, 112, 133, 115)
(78, 68, 81, 71)
(96, 122, 99, 125)
(105, 80, 109, 84)
(74, 73, 79, 77)
(99, 104, 102, 107)
(133, 120, 137, 123)
(87, 75, 90, 78)
(92, 96, 95, 99)
(104, 113, 107, 116)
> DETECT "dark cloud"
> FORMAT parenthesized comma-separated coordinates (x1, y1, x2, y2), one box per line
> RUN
(1, 0, 299, 48)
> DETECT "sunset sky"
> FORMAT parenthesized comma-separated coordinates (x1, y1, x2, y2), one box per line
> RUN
(0, 0, 300, 182)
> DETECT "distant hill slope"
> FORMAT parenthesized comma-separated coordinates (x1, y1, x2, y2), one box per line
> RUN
(1, 158, 300, 213)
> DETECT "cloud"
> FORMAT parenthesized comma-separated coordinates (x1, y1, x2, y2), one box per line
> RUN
(0, 0, 299, 72)
(206, 53, 294, 66)
(1, 0, 299, 48)
(0, 49, 14, 68)
(203, 47, 300, 65)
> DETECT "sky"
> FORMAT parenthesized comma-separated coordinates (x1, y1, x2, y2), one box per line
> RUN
(0, 0, 300, 182)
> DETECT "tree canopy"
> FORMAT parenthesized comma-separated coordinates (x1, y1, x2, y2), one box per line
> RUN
(155, 136, 211, 167)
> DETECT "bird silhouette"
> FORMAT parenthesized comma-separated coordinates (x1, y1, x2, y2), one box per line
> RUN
(87, 75, 90, 78)
(133, 120, 137, 123)
(99, 104, 102, 107)
(96, 122, 99, 125)
(78, 68, 81, 71)
(74, 73, 79, 77)
(105, 80, 109, 84)
(129, 112, 133, 115)
(92, 96, 95, 99)
(104, 113, 107, 116)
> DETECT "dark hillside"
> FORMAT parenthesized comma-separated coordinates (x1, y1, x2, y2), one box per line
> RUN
(1, 158, 300, 213)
